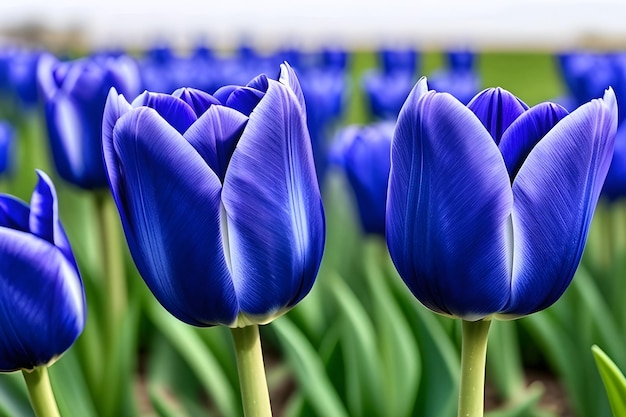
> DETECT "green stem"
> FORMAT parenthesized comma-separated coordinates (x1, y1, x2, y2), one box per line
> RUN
(94, 191, 128, 417)
(459, 319, 492, 417)
(231, 325, 273, 417)
(22, 367, 61, 417)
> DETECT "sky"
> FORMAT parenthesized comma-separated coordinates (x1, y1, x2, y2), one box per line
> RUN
(1, 0, 625, 50)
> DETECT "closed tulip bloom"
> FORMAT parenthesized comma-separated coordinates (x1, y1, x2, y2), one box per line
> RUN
(0, 121, 14, 174)
(332, 121, 393, 235)
(0, 171, 85, 371)
(387, 78, 617, 320)
(102, 63, 325, 327)
(38, 53, 141, 189)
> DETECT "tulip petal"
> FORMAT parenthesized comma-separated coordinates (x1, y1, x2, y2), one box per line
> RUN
(0, 195, 30, 232)
(213, 85, 239, 105)
(506, 89, 617, 316)
(224, 86, 266, 116)
(172, 87, 220, 117)
(499, 102, 569, 178)
(45, 95, 107, 188)
(131, 91, 197, 134)
(467, 88, 529, 144)
(386, 87, 512, 320)
(102, 89, 134, 204)
(246, 74, 269, 92)
(222, 79, 324, 318)
(36, 53, 60, 102)
(278, 62, 306, 112)
(109, 108, 237, 326)
(0, 229, 84, 371)
(184, 105, 248, 181)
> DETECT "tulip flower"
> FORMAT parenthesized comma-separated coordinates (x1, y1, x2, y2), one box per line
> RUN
(0, 120, 14, 174)
(380, 46, 419, 75)
(387, 77, 616, 417)
(0, 170, 85, 372)
(102, 62, 325, 328)
(38, 53, 141, 189)
(387, 78, 617, 320)
(332, 121, 394, 235)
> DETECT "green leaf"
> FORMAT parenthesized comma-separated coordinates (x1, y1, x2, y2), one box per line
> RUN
(146, 299, 240, 417)
(49, 349, 98, 417)
(327, 274, 384, 417)
(484, 383, 544, 417)
(592, 345, 626, 417)
(362, 239, 421, 417)
(272, 317, 350, 417)
(0, 373, 33, 417)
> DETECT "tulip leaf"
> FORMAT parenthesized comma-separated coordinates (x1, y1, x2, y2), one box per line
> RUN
(49, 349, 98, 417)
(0, 373, 33, 417)
(363, 239, 420, 417)
(592, 345, 626, 417)
(272, 317, 350, 417)
(384, 255, 460, 417)
(484, 382, 544, 417)
(146, 300, 240, 417)
(487, 320, 525, 401)
(327, 274, 384, 417)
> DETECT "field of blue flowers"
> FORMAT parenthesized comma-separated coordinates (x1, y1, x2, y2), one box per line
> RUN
(0, 44, 624, 417)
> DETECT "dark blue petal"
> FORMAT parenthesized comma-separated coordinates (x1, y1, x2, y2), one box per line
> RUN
(131, 91, 197, 134)
(224, 86, 266, 116)
(183, 105, 248, 181)
(467, 88, 529, 144)
(602, 124, 626, 200)
(44, 95, 108, 188)
(36, 53, 60, 102)
(246, 74, 269, 92)
(172, 87, 220, 117)
(499, 102, 569, 179)
(362, 70, 415, 119)
(0, 195, 30, 232)
(504, 89, 617, 316)
(386, 81, 512, 320)
(339, 122, 393, 235)
(222, 79, 325, 319)
(0, 229, 84, 371)
(102, 55, 141, 101)
(109, 107, 237, 326)
(213, 85, 239, 104)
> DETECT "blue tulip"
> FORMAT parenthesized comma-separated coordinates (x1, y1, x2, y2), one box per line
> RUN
(387, 78, 617, 320)
(332, 121, 393, 235)
(102, 63, 325, 327)
(380, 46, 418, 75)
(602, 124, 626, 200)
(0, 171, 85, 371)
(8, 48, 43, 109)
(446, 49, 475, 72)
(362, 71, 415, 120)
(0, 121, 14, 174)
(38, 53, 141, 189)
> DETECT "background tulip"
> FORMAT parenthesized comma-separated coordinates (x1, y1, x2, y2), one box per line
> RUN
(331, 121, 393, 235)
(0, 120, 14, 174)
(38, 53, 141, 189)
(103, 63, 325, 328)
(387, 78, 617, 320)
(0, 170, 85, 372)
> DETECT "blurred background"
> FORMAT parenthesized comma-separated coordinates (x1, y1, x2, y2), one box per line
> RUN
(1, 2, 626, 417)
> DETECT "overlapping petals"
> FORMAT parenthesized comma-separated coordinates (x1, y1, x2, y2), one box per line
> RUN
(103, 63, 325, 327)
(37, 53, 141, 189)
(387, 78, 617, 320)
(0, 172, 84, 371)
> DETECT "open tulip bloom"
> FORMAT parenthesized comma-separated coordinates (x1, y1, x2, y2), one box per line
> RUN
(103, 63, 324, 416)
(386, 78, 617, 416)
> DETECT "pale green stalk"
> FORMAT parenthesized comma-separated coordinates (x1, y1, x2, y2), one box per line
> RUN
(231, 325, 273, 417)
(22, 366, 60, 417)
(459, 319, 492, 417)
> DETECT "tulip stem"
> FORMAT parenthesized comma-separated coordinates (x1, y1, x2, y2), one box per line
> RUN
(22, 366, 61, 417)
(231, 325, 273, 417)
(459, 319, 492, 417)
